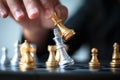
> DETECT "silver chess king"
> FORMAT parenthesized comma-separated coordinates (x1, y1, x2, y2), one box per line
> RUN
(53, 28, 74, 66)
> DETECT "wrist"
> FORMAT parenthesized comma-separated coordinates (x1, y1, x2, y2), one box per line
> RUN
(23, 27, 49, 45)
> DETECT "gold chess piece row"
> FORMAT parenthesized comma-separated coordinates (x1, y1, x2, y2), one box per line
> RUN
(89, 42, 120, 69)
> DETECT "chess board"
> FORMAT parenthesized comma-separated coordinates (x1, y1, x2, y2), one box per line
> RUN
(0, 63, 120, 80)
(0, 13, 120, 80)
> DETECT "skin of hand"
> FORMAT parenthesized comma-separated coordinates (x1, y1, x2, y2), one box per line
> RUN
(0, 0, 68, 48)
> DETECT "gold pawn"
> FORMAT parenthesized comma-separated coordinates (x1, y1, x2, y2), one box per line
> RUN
(51, 13, 75, 42)
(46, 45, 58, 67)
(89, 48, 100, 67)
(110, 42, 120, 67)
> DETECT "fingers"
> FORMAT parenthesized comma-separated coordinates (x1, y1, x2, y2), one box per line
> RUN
(23, 0, 40, 19)
(1, 0, 68, 21)
(6, 0, 25, 21)
(0, 0, 9, 18)
(40, 0, 68, 20)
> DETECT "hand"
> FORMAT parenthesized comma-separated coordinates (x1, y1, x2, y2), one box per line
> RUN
(0, 0, 68, 45)
(0, 0, 68, 28)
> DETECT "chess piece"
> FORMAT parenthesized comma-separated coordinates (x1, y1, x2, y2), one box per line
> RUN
(53, 28, 61, 63)
(11, 40, 20, 66)
(110, 42, 120, 67)
(52, 12, 75, 42)
(46, 45, 58, 67)
(19, 40, 36, 69)
(53, 28, 74, 66)
(89, 48, 100, 68)
(30, 43, 39, 65)
(0, 47, 10, 65)
(55, 45, 69, 63)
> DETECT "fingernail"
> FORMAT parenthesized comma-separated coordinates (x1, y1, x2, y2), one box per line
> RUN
(45, 9, 53, 19)
(29, 8, 39, 19)
(0, 10, 8, 18)
(15, 11, 24, 21)
(0, 11, 4, 17)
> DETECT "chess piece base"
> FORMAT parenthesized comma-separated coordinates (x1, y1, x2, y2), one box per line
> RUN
(89, 62, 100, 67)
(11, 62, 19, 66)
(89, 66, 100, 72)
(63, 29, 75, 42)
(46, 61, 58, 67)
(59, 58, 74, 66)
(19, 62, 36, 72)
(110, 61, 120, 68)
